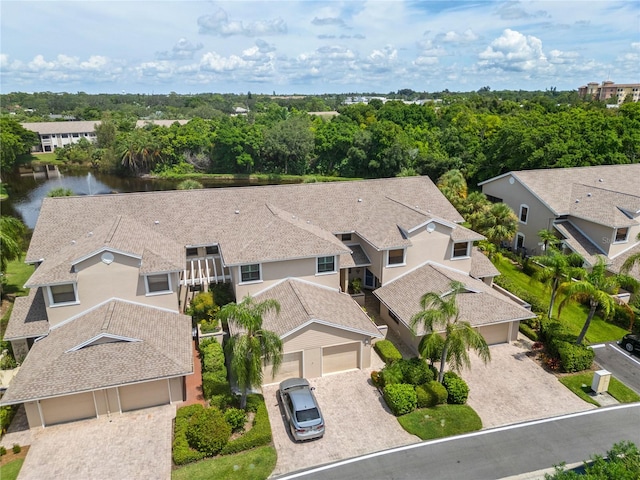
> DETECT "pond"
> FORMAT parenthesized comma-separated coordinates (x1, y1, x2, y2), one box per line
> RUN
(3, 170, 182, 229)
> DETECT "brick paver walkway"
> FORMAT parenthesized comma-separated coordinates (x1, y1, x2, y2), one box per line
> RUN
(183, 340, 206, 406)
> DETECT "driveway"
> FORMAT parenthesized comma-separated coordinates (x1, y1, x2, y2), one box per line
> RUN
(462, 337, 596, 429)
(263, 368, 418, 477)
(1, 405, 175, 480)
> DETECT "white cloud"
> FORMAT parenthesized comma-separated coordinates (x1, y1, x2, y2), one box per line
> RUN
(438, 29, 478, 44)
(478, 29, 553, 74)
(156, 38, 204, 60)
(198, 7, 286, 37)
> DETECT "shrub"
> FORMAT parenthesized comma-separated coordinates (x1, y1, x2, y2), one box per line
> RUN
(0, 405, 17, 434)
(173, 405, 206, 466)
(416, 381, 448, 408)
(199, 338, 226, 375)
(0, 446, 6, 456)
(442, 374, 469, 405)
(0, 354, 17, 370)
(610, 303, 634, 331)
(186, 407, 232, 456)
(370, 370, 382, 388)
(12, 444, 21, 454)
(557, 342, 595, 372)
(400, 357, 433, 386)
(380, 361, 404, 386)
(519, 323, 538, 341)
(374, 340, 402, 364)
(221, 396, 272, 455)
(224, 407, 247, 432)
(187, 291, 219, 325)
(383, 383, 417, 416)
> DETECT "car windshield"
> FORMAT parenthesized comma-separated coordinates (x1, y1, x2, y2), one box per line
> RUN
(296, 407, 320, 423)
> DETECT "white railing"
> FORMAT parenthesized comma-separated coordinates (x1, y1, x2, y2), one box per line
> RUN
(181, 256, 230, 286)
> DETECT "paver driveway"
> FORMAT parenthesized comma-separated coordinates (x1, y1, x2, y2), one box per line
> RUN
(13, 405, 175, 480)
(462, 338, 596, 429)
(263, 368, 418, 477)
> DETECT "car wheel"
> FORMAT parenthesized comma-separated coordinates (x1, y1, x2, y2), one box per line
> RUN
(625, 342, 634, 352)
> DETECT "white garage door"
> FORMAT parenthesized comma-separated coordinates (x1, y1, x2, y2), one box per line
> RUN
(119, 380, 170, 412)
(322, 343, 359, 375)
(41, 392, 96, 426)
(477, 323, 509, 345)
(264, 351, 303, 385)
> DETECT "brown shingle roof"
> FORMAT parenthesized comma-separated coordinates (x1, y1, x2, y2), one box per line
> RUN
(3, 288, 49, 340)
(609, 242, 640, 281)
(567, 184, 639, 228)
(239, 279, 382, 338)
(374, 263, 535, 336)
(554, 222, 605, 266)
(469, 248, 500, 279)
(0, 300, 192, 404)
(27, 177, 463, 266)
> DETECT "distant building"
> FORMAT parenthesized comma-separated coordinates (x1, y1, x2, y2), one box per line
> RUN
(578, 81, 640, 104)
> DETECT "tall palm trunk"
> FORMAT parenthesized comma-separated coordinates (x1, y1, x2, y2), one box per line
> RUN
(548, 277, 559, 319)
(576, 300, 598, 345)
(438, 342, 449, 383)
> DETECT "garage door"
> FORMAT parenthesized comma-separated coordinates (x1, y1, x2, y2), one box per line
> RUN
(322, 343, 359, 375)
(264, 351, 302, 385)
(41, 392, 96, 426)
(477, 323, 509, 345)
(119, 380, 170, 412)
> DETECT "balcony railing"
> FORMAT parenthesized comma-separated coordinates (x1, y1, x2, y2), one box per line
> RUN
(180, 256, 231, 286)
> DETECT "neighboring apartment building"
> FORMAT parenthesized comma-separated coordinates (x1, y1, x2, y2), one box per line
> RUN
(479, 164, 640, 282)
(578, 81, 640, 104)
(22, 120, 188, 152)
(1, 177, 534, 428)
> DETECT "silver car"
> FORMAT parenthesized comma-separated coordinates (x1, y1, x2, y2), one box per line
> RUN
(279, 378, 325, 441)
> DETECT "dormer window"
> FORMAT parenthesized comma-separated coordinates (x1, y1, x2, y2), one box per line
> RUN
(342, 233, 352, 242)
(206, 245, 219, 255)
(519, 205, 529, 224)
(317, 256, 336, 274)
(452, 242, 470, 259)
(186, 247, 199, 257)
(48, 283, 78, 306)
(387, 249, 405, 266)
(145, 274, 172, 295)
(614, 227, 629, 243)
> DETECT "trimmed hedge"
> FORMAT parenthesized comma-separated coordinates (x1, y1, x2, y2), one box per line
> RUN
(442, 372, 469, 405)
(519, 323, 538, 341)
(220, 396, 272, 455)
(199, 338, 227, 375)
(416, 381, 448, 408)
(173, 404, 207, 466)
(557, 342, 595, 372)
(0, 405, 17, 434)
(224, 407, 247, 432)
(374, 340, 403, 364)
(186, 407, 232, 456)
(383, 383, 417, 416)
(400, 357, 433, 386)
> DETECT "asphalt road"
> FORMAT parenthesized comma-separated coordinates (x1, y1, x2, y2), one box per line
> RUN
(593, 342, 640, 394)
(276, 404, 640, 480)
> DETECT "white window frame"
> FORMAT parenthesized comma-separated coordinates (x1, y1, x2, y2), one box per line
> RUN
(239, 264, 262, 284)
(47, 283, 79, 307)
(316, 256, 336, 275)
(451, 242, 470, 260)
(386, 248, 406, 267)
(519, 204, 529, 224)
(515, 233, 526, 251)
(614, 227, 629, 244)
(145, 273, 173, 296)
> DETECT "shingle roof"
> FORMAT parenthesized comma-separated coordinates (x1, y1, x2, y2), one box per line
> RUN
(27, 177, 463, 266)
(554, 222, 605, 266)
(3, 288, 49, 340)
(238, 279, 382, 338)
(21, 121, 100, 135)
(469, 248, 500, 279)
(567, 184, 639, 228)
(26, 216, 184, 286)
(609, 242, 640, 281)
(374, 263, 535, 336)
(487, 164, 640, 216)
(0, 300, 192, 404)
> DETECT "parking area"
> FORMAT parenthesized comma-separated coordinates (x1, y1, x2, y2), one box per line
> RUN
(462, 337, 597, 428)
(262, 368, 419, 477)
(4, 404, 175, 480)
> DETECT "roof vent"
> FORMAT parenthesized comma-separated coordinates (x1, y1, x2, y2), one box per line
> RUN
(587, 193, 592, 197)
(154, 220, 160, 225)
(87, 231, 93, 237)
(575, 199, 580, 203)
(235, 210, 240, 214)
(357, 198, 362, 203)
(598, 178, 604, 182)
(71, 240, 76, 245)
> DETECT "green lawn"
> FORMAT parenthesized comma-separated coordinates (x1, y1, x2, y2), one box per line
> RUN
(171, 446, 276, 480)
(16, 152, 59, 166)
(495, 258, 628, 344)
(2, 256, 34, 298)
(559, 372, 640, 406)
(398, 404, 482, 440)
(0, 458, 25, 480)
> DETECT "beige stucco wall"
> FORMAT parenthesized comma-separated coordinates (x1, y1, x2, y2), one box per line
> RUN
(233, 257, 340, 299)
(169, 376, 185, 403)
(482, 175, 556, 255)
(568, 218, 611, 257)
(608, 224, 640, 258)
(24, 401, 42, 429)
(45, 252, 179, 326)
(379, 304, 420, 355)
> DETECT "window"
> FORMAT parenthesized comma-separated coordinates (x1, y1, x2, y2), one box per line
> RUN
(72, 133, 79, 138)
(519, 205, 529, 224)
(61, 134, 69, 138)
(49, 283, 77, 305)
(146, 274, 171, 294)
(515, 233, 526, 252)
(42, 135, 50, 139)
(452, 242, 469, 259)
(486, 194, 503, 204)
(342, 233, 352, 242)
(205, 245, 219, 255)
(317, 256, 335, 274)
(186, 247, 199, 257)
(387, 249, 405, 266)
(614, 227, 629, 243)
(240, 264, 261, 283)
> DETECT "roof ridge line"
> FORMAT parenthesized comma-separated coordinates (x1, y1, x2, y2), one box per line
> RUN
(105, 215, 123, 244)
(101, 301, 116, 331)
(289, 280, 314, 318)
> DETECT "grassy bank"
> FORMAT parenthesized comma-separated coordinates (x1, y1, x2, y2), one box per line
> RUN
(398, 404, 482, 440)
(171, 446, 276, 480)
(559, 372, 640, 406)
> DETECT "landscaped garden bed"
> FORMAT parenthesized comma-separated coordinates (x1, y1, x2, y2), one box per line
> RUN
(558, 372, 640, 406)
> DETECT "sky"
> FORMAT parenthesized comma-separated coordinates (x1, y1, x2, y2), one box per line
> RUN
(1, 0, 639, 95)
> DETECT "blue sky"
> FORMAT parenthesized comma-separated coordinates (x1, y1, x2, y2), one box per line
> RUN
(1, 0, 638, 94)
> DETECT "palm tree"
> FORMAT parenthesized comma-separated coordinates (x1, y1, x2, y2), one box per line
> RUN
(532, 248, 584, 319)
(475, 202, 518, 246)
(410, 280, 490, 383)
(621, 232, 640, 275)
(558, 257, 639, 345)
(0, 216, 26, 274)
(218, 296, 283, 409)
(437, 169, 468, 210)
(537, 229, 560, 254)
